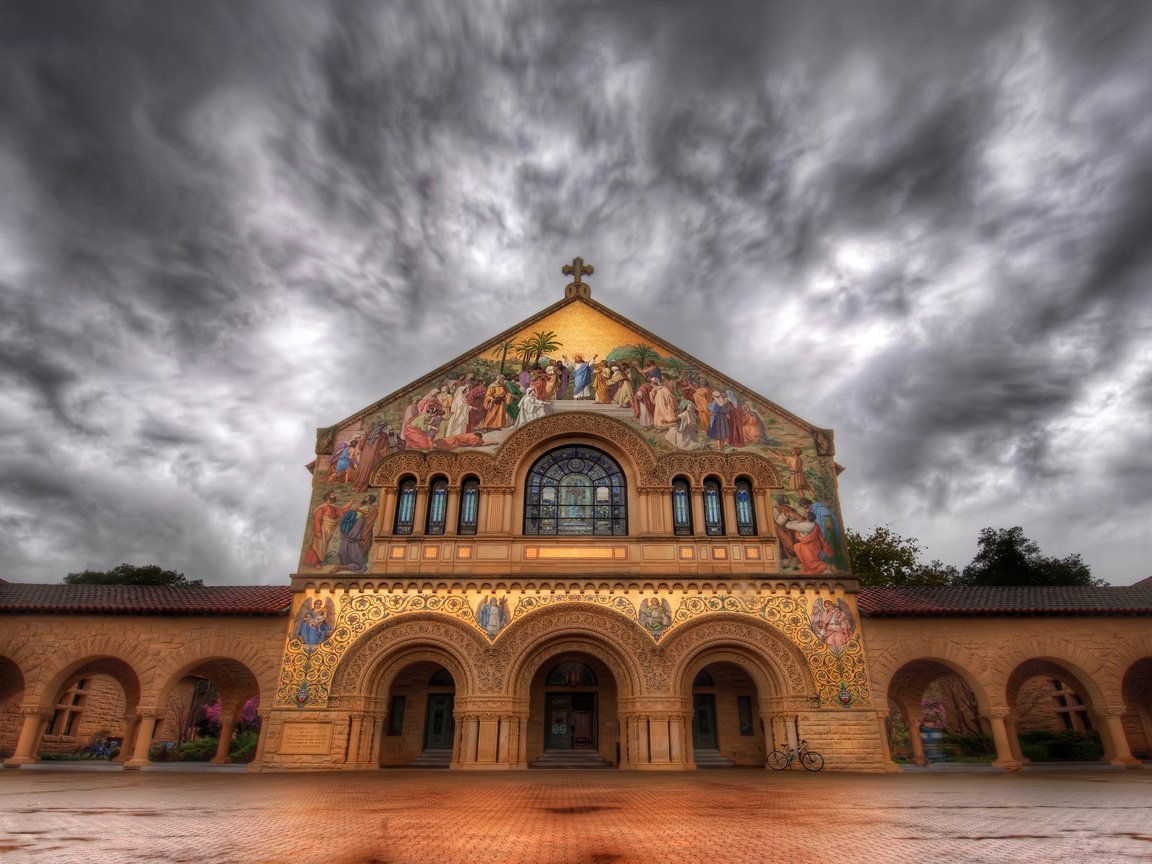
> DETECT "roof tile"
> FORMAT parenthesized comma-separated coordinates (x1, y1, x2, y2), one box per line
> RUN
(857, 585, 1152, 617)
(0, 583, 293, 616)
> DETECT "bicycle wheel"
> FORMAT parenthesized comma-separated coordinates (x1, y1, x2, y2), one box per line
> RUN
(800, 750, 824, 772)
(767, 750, 789, 771)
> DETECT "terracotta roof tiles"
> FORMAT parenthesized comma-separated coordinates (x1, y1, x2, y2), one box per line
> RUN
(0, 582, 293, 616)
(857, 585, 1152, 617)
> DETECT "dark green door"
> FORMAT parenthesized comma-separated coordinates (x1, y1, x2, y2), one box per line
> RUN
(693, 694, 718, 749)
(424, 694, 454, 749)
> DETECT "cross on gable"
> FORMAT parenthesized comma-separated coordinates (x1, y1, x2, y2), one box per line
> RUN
(562, 257, 594, 298)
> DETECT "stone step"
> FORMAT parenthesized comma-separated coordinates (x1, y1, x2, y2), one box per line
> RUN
(406, 749, 453, 768)
(694, 748, 736, 768)
(528, 749, 615, 769)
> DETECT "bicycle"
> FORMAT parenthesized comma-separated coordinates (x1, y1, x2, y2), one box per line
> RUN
(767, 739, 824, 771)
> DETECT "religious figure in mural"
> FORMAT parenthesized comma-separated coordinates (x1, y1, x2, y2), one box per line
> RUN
(294, 597, 336, 647)
(639, 597, 673, 637)
(482, 376, 515, 430)
(476, 595, 510, 638)
(769, 447, 816, 497)
(303, 491, 352, 568)
(335, 495, 378, 572)
(351, 421, 402, 492)
(327, 434, 362, 485)
(665, 399, 704, 449)
(515, 386, 546, 428)
(808, 598, 856, 650)
(799, 496, 848, 571)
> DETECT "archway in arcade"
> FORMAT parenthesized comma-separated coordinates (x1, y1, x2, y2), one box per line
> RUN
(0, 657, 25, 758)
(528, 654, 617, 768)
(1121, 657, 1152, 762)
(691, 662, 764, 768)
(39, 657, 141, 762)
(886, 659, 989, 765)
(156, 659, 262, 765)
(380, 662, 456, 768)
(1007, 659, 1106, 763)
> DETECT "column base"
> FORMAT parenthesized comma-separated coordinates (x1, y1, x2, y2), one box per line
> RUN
(882, 761, 902, 773)
(993, 759, 1022, 772)
(1106, 756, 1144, 768)
(3, 757, 37, 768)
(123, 759, 152, 771)
(244, 762, 265, 773)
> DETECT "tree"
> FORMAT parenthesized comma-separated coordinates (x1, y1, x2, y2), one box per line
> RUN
(64, 563, 202, 586)
(494, 340, 516, 374)
(527, 330, 561, 366)
(845, 526, 958, 588)
(957, 526, 1104, 587)
(626, 343, 660, 369)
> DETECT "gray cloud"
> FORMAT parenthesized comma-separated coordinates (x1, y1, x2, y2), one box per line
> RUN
(1, 0, 1150, 584)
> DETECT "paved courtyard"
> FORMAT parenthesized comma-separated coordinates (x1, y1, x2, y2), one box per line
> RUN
(0, 766, 1150, 864)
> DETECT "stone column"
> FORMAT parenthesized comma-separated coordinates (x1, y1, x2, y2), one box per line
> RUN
(380, 486, 399, 536)
(245, 711, 272, 773)
(210, 712, 237, 764)
(446, 487, 461, 535)
(1136, 704, 1152, 759)
(412, 486, 429, 535)
(1004, 715, 1027, 763)
(721, 486, 738, 537)
(114, 714, 139, 764)
(124, 711, 162, 770)
(690, 487, 706, 539)
(343, 712, 364, 768)
(982, 710, 1021, 771)
(904, 703, 928, 766)
(3, 707, 53, 768)
(1096, 708, 1142, 767)
(876, 711, 901, 773)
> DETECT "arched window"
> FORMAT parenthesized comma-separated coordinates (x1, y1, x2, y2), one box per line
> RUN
(458, 476, 480, 535)
(393, 476, 417, 535)
(703, 477, 724, 536)
(426, 476, 448, 535)
(672, 477, 693, 536)
(524, 445, 627, 536)
(734, 477, 756, 536)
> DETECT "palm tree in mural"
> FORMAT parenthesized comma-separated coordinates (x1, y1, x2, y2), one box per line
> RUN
(527, 330, 562, 366)
(515, 338, 535, 371)
(494, 340, 516, 375)
(627, 343, 660, 369)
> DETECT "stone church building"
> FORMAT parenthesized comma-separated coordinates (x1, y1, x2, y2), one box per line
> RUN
(2, 265, 1151, 772)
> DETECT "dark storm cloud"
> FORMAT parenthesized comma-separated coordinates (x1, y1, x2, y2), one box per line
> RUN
(0, 0, 1149, 583)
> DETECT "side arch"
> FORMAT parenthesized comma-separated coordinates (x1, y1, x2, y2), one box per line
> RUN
(329, 613, 489, 699)
(868, 638, 994, 711)
(988, 637, 1111, 708)
(146, 636, 283, 711)
(22, 634, 155, 709)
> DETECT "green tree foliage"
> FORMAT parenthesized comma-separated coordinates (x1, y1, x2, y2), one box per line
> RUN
(846, 526, 958, 588)
(64, 564, 202, 586)
(955, 526, 1104, 587)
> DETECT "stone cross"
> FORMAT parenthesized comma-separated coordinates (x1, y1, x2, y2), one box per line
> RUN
(562, 257, 594, 298)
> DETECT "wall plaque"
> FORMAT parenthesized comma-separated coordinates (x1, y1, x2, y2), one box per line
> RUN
(280, 722, 333, 755)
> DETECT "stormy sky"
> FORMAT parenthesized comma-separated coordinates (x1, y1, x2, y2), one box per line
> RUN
(1, 1, 1150, 585)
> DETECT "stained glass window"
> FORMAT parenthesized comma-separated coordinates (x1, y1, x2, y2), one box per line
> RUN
(426, 477, 448, 535)
(672, 477, 693, 536)
(524, 445, 627, 536)
(735, 478, 756, 536)
(458, 477, 479, 535)
(703, 478, 724, 536)
(394, 477, 417, 535)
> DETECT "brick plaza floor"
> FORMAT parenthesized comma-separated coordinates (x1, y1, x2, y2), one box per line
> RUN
(1, 766, 1150, 864)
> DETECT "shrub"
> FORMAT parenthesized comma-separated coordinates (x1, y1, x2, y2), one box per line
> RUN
(176, 737, 218, 762)
(229, 729, 260, 763)
(1017, 730, 1102, 761)
(942, 733, 994, 758)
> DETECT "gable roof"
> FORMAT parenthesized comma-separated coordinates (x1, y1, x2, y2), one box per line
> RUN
(857, 585, 1152, 617)
(0, 582, 293, 616)
(322, 292, 826, 442)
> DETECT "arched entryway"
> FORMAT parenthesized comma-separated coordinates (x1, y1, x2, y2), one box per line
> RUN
(380, 661, 457, 768)
(1121, 657, 1152, 761)
(1006, 659, 1110, 764)
(0, 657, 26, 759)
(527, 653, 617, 768)
(690, 662, 765, 767)
(151, 658, 263, 767)
(885, 659, 990, 766)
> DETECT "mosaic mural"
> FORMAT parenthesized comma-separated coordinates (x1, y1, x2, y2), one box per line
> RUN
(298, 301, 845, 573)
(277, 591, 870, 711)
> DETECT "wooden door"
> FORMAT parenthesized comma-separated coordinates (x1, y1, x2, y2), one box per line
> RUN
(693, 693, 718, 749)
(424, 694, 454, 749)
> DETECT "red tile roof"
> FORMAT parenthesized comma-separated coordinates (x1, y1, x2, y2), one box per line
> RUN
(858, 585, 1152, 617)
(0, 582, 293, 616)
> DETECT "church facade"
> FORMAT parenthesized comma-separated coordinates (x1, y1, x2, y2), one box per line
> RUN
(2, 265, 1151, 772)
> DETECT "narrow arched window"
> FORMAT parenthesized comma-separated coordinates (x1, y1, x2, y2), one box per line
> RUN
(524, 445, 627, 536)
(734, 478, 756, 536)
(672, 477, 693, 536)
(458, 477, 479, 535)
(426, 476, 448, 535)
(394, 477, 417, 535)
(703, 477, 724, 536)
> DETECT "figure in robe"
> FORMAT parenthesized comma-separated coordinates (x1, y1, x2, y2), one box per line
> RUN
(809, 598, 855, 649)
(403, 403, 442, 449)
(651, 380, 678, 428)
(593, 363, 612, 404)
(693, 384, 713, 432)
(543, 365, 559, 400)
(515, 387, 547, 427)
(328, 435, 362, 485)
(785, 516, 834, 575)
(482, 376, 514, 430)
(741, 403, 767, 446)
(302, 492, 352, 568)
(633, 379, 655, 428)
(554, 360, 571, 400)
(725, 390, 746, 447)
(800, 497, 848, 571)
(773, 496, 803, 568)
(530, 367, 548, 400)
(466, 378, 488, 432)
(444, 376, 473, 438)
(565, 353, 598, 400)
(769, 447, 816, 497)
(294, 597, 336, 646)
(639, 597, 673, 636)
(609, 366, 634, 407)
(666, 400, 703, 449)
(707, 392, 733, 450)
(352, 421, 397, 492)
(336, 495, 377, 572)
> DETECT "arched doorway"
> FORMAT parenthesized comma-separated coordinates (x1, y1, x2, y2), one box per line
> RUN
(691, 663, 764, 767)
(154, 659, 262, 765)
(0, 657, 25, 759)
(1007, 659, 1105, 763)
(528, 653, 616, 768)
(885, 659, 989, 765)
(380, 661, 456, 767)
(1121, 657, 1152, 761)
